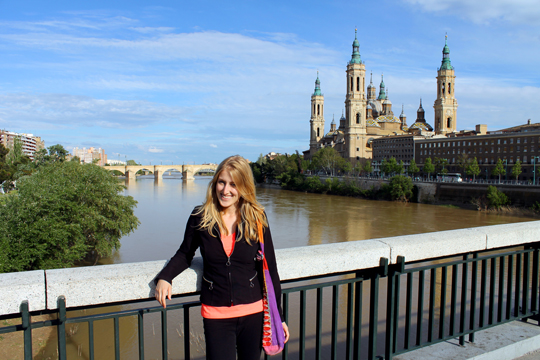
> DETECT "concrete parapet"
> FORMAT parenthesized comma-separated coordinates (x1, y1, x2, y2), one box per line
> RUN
(0, 270, 45, 314)
(2, 221, 540, 315)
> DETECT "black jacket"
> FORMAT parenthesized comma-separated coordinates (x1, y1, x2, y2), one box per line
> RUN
(155, 208, 284, 321)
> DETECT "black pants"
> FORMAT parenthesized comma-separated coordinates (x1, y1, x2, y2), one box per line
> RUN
(203, 312, 263, 360)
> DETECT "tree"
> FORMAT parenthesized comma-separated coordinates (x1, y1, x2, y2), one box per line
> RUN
(381, 157, 398, 176)
(492, 158, 506, 183)
(312, 147, 348, 176)
(423, 158, 435, 179)
(0, 161, 140, 272)
(511, 160, 522, 181)
(389, 175, 414, 201)
(434, 157, 448, 175)
(47, 144, 68, 162)
(456, 153, 470, 174)
(362, 161, 373, 176)
(408, 159, 420, 177)
(487, 185, 510, 209)
(396, 160, 405, 175)
(466, 157, 481, 181)
(127, 159, 138, 166)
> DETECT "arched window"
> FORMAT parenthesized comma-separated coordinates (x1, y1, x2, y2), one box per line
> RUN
(447, 117, 451, 128)
(317, 104, 320, 115)
(313, 104, 316, 115)
(356, 77, 360, 91)
(350, 77, 353, 91)
(356, 113, 360, 124)
(448, 83, 451, 94)
(317, 127, 320, 137)
(442, 83, 445, 94)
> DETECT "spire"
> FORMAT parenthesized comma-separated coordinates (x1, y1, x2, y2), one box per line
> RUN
(349, 28, 362, 64)
(400, 104, 405, 116)
(440, 34, 453, 70)
(377, 74, 387, 100)
(367, 71, 374, 89)
(313, 71, 322, 96)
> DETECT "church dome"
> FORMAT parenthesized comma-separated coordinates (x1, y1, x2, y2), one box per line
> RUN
(383, 99, 392, 105)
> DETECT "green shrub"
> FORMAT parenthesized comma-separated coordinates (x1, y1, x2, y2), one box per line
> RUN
(389, 175, 414, 201)
(486, 185, 510, 209)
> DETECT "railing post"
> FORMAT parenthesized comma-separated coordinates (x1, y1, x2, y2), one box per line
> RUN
(369, 257, 387, 360)
(57, 296, 67, 360)
(385, 256, 403, 360)
(20, 301, 32, 360)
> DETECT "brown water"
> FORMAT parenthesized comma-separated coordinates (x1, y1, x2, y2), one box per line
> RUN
(35, 174, 535, 359)
(101, 174, 534, 265)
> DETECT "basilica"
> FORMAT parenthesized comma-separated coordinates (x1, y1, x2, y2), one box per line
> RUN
(304, 31, 458, 162)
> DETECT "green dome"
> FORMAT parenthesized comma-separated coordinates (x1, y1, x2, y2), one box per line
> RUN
(440, 35, 454, 70)
(313, 72, 322, 96)
(349, 29, 362, 64)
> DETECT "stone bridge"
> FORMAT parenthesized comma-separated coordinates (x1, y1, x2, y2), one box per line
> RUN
(104, 164, 217, 180)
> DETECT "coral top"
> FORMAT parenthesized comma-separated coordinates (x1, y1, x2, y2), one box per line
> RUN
(201, 232, 263, 319)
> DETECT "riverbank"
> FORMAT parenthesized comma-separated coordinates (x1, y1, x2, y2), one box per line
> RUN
(260, 175, 540, 217)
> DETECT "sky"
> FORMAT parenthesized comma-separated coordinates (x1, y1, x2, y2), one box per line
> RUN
(0, 0, 539, 165)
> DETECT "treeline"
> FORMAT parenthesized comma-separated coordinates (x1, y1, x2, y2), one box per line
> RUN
(250, 148, 416, 202)
(0, 140, 139, 273)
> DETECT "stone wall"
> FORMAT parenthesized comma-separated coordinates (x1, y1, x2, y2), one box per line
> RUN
(1, 221, 539, 315)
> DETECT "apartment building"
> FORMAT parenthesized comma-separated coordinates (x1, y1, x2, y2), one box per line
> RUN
(0, 130, 45, 160)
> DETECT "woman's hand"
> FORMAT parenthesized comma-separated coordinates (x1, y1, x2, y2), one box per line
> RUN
(155, 279, 172, 308)
(282, 322, 290, 343)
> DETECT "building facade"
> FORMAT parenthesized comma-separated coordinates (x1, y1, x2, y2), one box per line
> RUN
(72, 147, 107, 166)
(415, 121, 540, 181)
(0, 130, 45, 160)
(305, 32, 456, 163)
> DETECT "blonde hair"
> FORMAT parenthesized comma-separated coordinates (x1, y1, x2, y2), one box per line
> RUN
(196, 155, 267, 244)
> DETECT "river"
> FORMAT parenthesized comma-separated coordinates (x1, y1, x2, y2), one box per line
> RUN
(101, 174, 534, 265)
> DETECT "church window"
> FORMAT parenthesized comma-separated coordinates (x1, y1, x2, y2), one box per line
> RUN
(317, 127, 320, 137)
(442, 83, 445, 94)
(356, 113, 360, 124)
(447, 118, 451, 128)
(357, 77, 360, 91)
(448, 83, 451, 94)
(350, 77, 353, 91)
(313, 104, 316, 115)
(317, 104, 320, 115)
(357, 148, 359, 151)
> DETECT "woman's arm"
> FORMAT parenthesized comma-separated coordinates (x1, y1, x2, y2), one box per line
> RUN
(154, 212, 201, 306)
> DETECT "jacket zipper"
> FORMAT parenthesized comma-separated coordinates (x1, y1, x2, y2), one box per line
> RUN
(225, 230, 236, 305)
(202, 276, 213, 290)
(249, 271, 257, 288)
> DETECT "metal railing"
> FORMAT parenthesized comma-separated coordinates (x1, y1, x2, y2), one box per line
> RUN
(1, 243, 539, 359)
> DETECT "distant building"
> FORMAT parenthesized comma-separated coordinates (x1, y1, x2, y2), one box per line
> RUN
(415, 121, 540, 181)
(304, 32, 457, 163)
(72, 147, 107, 166)
(107, 159, 126, 165)
(0, 130, 45, 160)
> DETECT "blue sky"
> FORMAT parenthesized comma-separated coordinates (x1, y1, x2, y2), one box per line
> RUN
(0, 0, 539, 164)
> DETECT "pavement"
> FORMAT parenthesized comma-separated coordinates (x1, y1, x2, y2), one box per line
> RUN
(394, 319, 540, 360)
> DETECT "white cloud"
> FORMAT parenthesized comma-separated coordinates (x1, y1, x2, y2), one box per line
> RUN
(0, 93, 191, 128)
(148, 147, 164, 153)
(210, 144, 217, 148)
(403, 0, 540, 25)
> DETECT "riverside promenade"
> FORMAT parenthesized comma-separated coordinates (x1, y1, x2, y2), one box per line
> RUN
(1, 221, 540, 359)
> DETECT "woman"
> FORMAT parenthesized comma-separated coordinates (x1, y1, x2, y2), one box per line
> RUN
(155, 155, 289, 360)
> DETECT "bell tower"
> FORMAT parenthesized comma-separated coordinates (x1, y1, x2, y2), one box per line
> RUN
(344, 29, 367, 160)
(310, 72, 325, 156)
(434, 35, 458, 134)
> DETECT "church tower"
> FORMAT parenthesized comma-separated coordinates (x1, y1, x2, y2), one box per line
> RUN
(344, 29, 367, 160)
(310, 72, 325, 156)
(434, 35, 458, 135)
